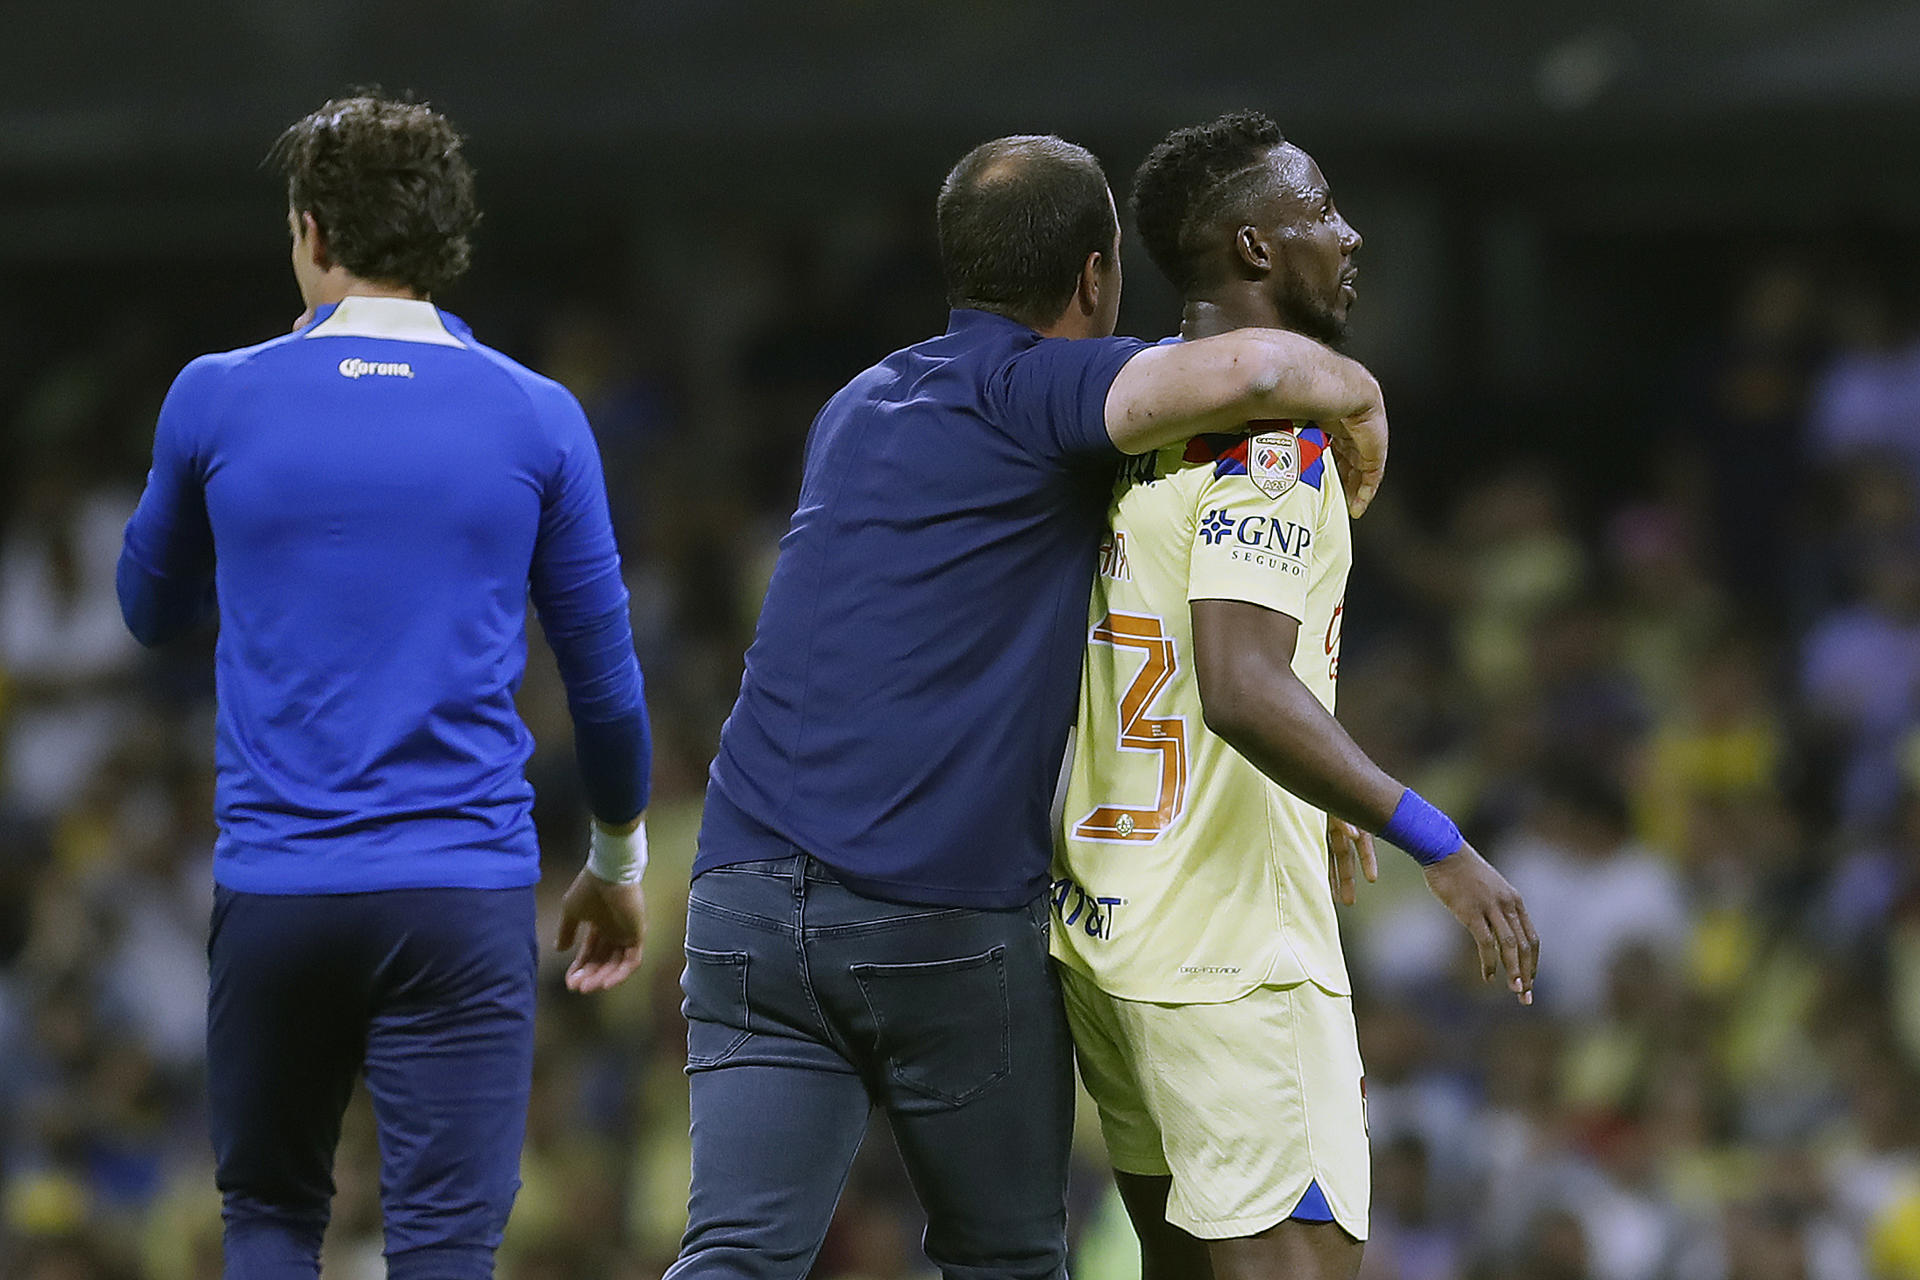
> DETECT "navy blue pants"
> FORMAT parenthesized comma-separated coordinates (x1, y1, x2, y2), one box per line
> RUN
(667, 855, 1075, 1280)
(206, 885, 537, 1280)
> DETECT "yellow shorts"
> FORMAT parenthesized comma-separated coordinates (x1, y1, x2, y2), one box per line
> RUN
(1059, 964, 1370, 1241)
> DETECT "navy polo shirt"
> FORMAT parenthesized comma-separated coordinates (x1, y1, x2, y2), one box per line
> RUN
(700, 309, 1150, 907)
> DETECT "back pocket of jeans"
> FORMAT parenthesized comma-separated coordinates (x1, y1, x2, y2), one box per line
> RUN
(851, 947, 1010, 1106)
(681, 946, 751, 1069)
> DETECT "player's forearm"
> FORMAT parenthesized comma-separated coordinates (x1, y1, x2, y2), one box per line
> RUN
(1202, 669, 1404, 832)
(118, 468, 217, 646)
(573, 712, 652, 827)
(1234, 329, 1381, 428)
(543, 602, 653, 825)
(1104, 329, 1382, 454)
(115, 544, 213, 647)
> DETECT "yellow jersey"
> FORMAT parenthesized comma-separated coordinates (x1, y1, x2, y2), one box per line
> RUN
(1052, 422, 1353, 1003)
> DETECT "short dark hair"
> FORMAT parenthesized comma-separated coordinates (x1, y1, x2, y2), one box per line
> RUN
(936, 135, 1117, 327)
(269, 94, 480, 297)
(1131, 110, 1286, 293)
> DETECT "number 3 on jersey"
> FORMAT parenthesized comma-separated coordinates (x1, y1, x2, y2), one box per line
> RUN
(1073, 612, 1189, 842)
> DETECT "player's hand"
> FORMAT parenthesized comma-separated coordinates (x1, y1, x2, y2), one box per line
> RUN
(1422, 845, 1538, 1005)
(1326, 816, 1378, 906)
(1324, 375, 1387, 517)
(557, 868, 645, 993)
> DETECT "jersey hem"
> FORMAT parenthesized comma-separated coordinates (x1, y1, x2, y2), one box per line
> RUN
(1048, 951, 1353, 1004)
(696, 844, 1042, 911)
(822, 865, 1044, 910)
(213, 859, 541, 896)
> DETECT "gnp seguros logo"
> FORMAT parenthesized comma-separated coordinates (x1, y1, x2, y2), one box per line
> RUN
(1198, 507, 1313, 572)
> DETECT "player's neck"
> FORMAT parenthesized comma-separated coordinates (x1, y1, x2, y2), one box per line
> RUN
(305, 276, 428, 309)
(1179, 293, 1286, 342)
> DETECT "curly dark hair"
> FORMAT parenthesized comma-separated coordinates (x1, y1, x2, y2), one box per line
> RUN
(1131, 110, 1286, 293)
(269, 94, 479, 297)
(937, 135, 1117, 327)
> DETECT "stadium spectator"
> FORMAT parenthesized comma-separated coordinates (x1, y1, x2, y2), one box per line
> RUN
(1500, 771, 1689, 1017)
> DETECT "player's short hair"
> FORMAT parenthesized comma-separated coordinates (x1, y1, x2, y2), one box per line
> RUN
(269, 93, 479, 297)
(1132, 110, 1287, 293)
(937, 136, 1117, 328)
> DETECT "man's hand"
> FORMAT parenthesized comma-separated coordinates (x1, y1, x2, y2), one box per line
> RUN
(1422, 845, 1538, 1005)
(1327, 816, 1378, 906)
(557, 867, 645, 993)
(1324, 376, 1386, 517)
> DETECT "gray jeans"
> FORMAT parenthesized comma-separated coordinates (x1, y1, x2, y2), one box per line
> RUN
(666, 854, 1074, 1280)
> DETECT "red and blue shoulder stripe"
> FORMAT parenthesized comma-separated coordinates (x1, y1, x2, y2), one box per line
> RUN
(1296, 425, 1328, 491)
(1184, 421, 1330, 490)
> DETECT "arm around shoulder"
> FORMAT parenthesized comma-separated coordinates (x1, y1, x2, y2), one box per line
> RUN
(1104, 330, 1377, 450)
(1103, 330, 1387, 511)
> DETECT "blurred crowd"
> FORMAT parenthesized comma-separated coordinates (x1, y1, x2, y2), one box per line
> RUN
(4, 222, 1920, 1280)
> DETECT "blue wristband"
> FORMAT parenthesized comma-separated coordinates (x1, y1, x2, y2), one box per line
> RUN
(1380, 789, 1462, 867)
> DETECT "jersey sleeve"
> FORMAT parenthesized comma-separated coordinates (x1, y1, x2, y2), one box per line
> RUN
(117, 356, 220, 646)
(988, 334, 1149, 465)
(527, 382, 653, 823)
(529, 386, 628, 641)
(1185, 427, 1332, 624)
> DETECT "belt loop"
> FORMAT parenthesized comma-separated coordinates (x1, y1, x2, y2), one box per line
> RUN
(790, 852, 807, 898)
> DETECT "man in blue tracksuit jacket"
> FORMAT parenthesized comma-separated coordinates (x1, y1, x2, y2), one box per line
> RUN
(116, 95, 653, 1280)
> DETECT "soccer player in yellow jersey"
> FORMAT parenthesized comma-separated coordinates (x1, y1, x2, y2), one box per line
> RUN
(1053, 111, 1541, 1280)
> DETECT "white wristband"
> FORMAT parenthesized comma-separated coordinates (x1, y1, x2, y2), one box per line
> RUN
(587, 820, 648, 885)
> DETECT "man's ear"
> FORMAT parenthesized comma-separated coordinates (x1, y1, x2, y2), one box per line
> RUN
(1076, 249, 1108, 316)
(300, 211, 333, 274)
(1234, 225, 1273, 277)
